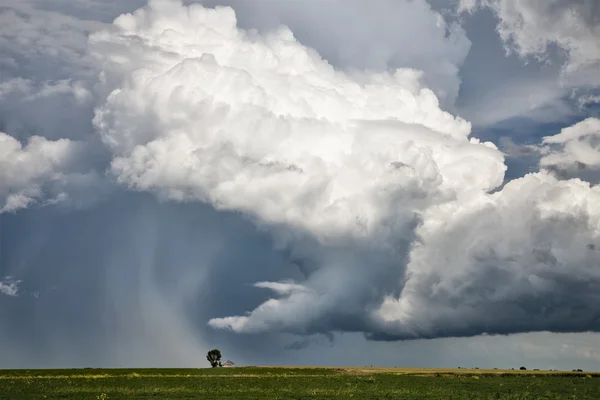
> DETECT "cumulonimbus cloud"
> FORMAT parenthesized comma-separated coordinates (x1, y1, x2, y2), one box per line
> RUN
(77, 0, 600, 340)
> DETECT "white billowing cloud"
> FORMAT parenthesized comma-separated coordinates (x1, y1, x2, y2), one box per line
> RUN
(199, 0, 472, 108)
(0, 133, 82, 213)
(461, 0, 600, 88)
(539, 118, 600, 181)
(90, 0, 503, 243)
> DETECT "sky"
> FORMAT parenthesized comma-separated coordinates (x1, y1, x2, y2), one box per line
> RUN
(1, 0, 600, 370)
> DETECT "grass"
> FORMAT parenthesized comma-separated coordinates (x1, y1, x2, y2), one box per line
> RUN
(1, 367, 599, 399)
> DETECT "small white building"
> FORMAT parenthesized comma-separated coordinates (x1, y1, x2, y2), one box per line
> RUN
(222, 360, 235, 368)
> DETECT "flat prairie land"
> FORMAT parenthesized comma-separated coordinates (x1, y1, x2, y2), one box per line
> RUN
(1, 367, 599, 399)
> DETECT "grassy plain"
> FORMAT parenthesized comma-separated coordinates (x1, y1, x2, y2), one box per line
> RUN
(1, 366, 599, 399)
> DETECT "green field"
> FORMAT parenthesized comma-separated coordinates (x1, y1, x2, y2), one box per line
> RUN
(1, 367, 599, 399)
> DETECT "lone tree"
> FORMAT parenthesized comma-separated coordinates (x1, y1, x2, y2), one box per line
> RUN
(206, 349, 222, 368)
